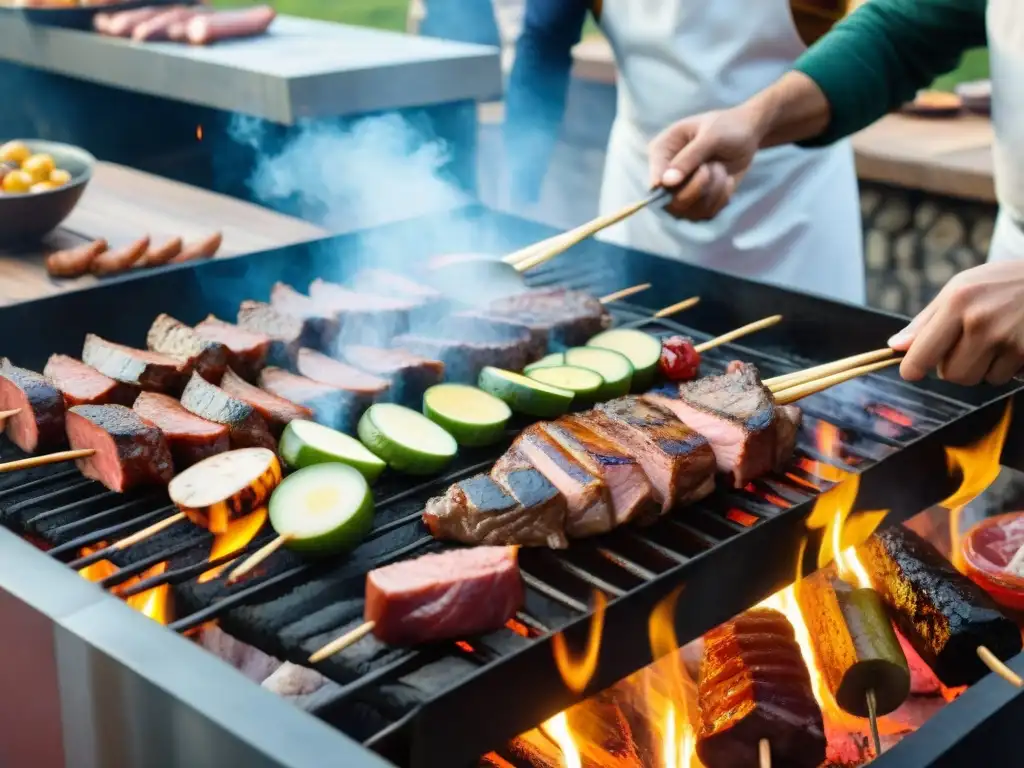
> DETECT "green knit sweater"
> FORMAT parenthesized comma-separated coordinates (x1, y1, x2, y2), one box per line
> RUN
(794, 0, 988, 146)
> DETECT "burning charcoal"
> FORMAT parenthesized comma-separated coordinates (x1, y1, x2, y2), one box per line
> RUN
(295, 609, 410, 684)
(363, 656, 481, 717)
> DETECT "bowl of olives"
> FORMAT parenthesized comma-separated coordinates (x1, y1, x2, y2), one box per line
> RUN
(0, 139, 95, 248)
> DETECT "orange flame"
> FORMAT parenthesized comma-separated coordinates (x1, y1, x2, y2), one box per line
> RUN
(198, 508, 268, 584)
(541, 713, 582, 768)
(77, 546, 172, 625)
(941, 402, 1012, 571)
(552, 591, 607, 694)
(196, 125, 203, 141)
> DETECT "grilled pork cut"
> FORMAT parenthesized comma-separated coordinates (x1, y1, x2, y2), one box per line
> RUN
(645, 363, 802, 487)
(487, 288, 612, 348)
(295, 348, 390, 401)
(544, 415, 656, 526)
(180, 372, 276, 450)
(269, 283, 341, 351)
(341, 345, 444, 406)
(133, 391, 229, 468)
(218, 368, 312, 437)
(580, 397, 716, 515)
(393, 315, 533, 384)
(236, 300, 311, 368)
(146, 313, 229, 383)
(697, 608, 826, 768)
(82, 334, 192, 395)
(66, 404, 174, 492)
(193, 316, 270, 382)
(491, 446, 569, 547)
(308, 278, 418, 347)
(44, 354, 137, 408)
(0, 358, 66, 453)
(423, 473, 567, 549)
(259, 367, 369, 434)
(365, 545, 524, 646)
(454, 311, 548, 363)
(511, 423, 614, 538)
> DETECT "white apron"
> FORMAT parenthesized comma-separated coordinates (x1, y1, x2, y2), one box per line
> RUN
(987, 0, 1024, 263)
(596, 0, 865, 304)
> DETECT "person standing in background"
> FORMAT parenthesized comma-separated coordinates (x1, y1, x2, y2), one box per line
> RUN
(504, 0, 866, 305)
(408, 0, 525, 71)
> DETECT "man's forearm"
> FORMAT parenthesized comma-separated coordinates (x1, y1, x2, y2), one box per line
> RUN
(742, 72, 832, 150)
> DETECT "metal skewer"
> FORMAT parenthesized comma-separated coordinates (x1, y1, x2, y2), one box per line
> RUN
(866, 689, 881, 756)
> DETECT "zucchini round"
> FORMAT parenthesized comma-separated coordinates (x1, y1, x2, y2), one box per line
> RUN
(357, 403, 457, 475)
(279, 419, 386, 481)
(423, 384, 511, 447)
(477, 366, 574, 418)
(586, 328, 662, 390)
(563, 347, 633, 399)
(523, 353, 565, 375)
(526, 365, 604, 405)
(270, 463, 374, 555)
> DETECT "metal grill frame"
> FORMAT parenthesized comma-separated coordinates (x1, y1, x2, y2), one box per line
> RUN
(0, 207, 1023, 768)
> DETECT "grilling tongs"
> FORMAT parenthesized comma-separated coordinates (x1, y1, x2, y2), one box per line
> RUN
(422, 178, 691, 306)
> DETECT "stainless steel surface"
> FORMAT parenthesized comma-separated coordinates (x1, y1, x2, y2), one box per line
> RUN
(0, 15, 502, 124)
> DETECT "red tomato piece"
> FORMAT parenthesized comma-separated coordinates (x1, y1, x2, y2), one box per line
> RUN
(659, 336, 701, 381)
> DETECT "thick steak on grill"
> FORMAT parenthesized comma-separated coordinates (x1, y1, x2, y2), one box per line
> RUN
(193, 315, 270, 382)
(697, 608, 826, 768)
(236, 300, 311, 368)
(82, 334, 191, 395)
(44, 354, 138, 408)
(218, 368, 313, 437)
(133, 391, 229, 468)
(146, 313, 229, 383)
(180, 372, 276, 450)
(296, 348, 391, 402)
(393, 315, 533, 384)
(491, 446, 569, 548)
(341, 346, 444, 407)
(66, 404, 175, 492)
(259, 367, 370, 434)
(308, 278, 418, 347)
(487, 287, 612, 348)
(269, 283, 341, 352)
(0, 358, 66, 453)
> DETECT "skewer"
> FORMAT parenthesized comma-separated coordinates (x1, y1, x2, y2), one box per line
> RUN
(694, 315, 783, 354)
(112, 511, 187, 549)
(0, 408, 21, 420)
(764, 348, 895, 392)
(653, 296, 701, 319)
(308, 620, 377, 663)
(866, 689, 881, 756)
(773, 359, 901, 406)
(226, 533, 295, 584)
(978, 646, 1024, 687)
(759, 738, 771, 768)
(0, 448, 95, 474)
(598, 283, 652, 304)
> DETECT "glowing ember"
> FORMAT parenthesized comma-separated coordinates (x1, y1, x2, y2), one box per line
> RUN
(198, 507, 268, 584)
(726, 508, 758, 527)
(541, 713, 582, 768)
(455, 640, 475, 653)
(506, 618, 531, 638)
(196, 125, 203, 141)
(869, 403, 913, 428)
(77, 547, 173, 625)
(552, 591, 607, 694)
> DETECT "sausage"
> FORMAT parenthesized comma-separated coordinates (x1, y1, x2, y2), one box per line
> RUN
(857, 525, 1023, 687)
(93, 11, 114, 34)
(132, 7, 199, 42)
(170, 232, 222, 263)
(103, 6, 166, 37)
(797, 568, 910, 717)
(46, 239, 108, 278)
(185, 6, 275, 45)
(90, 236, 150, 275)
(135, 236, 183, 269)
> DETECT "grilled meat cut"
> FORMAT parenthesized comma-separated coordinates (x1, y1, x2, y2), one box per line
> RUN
(82, 334, 191, 395)
(0, 358, 66, 453)
(491, 446, 569, 548)
(44, 354, 138, 407)
(218, 368, 312, 437)
(454, 311, 548, 363)
(545, 415, 656, 526)
(308, 278, 419, 347)
(259, 367, 369, 434)
(645, 363, 801, 487)
(351, 269, 443, 303)
(269, 283, 341, 351)
(364, 546, 524, 646)
(133, 391, 229, 468)
(512, 423, 613, 538)
(857, 525, 1023, 686)
(487, 287, 612, 348)
(66, 404, 175, 492)
(296, 348, 391, 401)
(423, 474, 567, 549)
(236, 300, 311, 368)
(582, 397, 716, 514)
(193, 315, 270, 382)
(146, 313, 229, 383)
(697, 608, 826, 768)
(341, 346, 444, 407)
(180, 372, 276, 451)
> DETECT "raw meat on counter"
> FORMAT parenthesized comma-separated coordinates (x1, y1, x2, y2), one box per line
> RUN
(94, 5, 275, 45)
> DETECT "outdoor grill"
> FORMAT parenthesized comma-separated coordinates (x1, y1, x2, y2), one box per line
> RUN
(1, 205, 1024, 768)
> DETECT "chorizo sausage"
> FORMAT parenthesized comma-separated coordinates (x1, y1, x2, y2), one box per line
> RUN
(136, 236, 183, 269)
(170, 232, 222, 264)
(45, 239, 108, 279)
(185, 6, 275, 45)
(90, 237, 150, 276)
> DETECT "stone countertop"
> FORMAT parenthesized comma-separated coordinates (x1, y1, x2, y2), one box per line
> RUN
(570, 36, 997, 205)
(0, 13, 502, 124)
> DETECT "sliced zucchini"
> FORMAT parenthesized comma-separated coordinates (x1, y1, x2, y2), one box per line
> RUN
(523, 353, 565, 375)
(357, 403, 457, 475)
(478, 366, 574, 418)
(279, 419, 386, 481)
(527, 365, 604, 405)
(169, 448, 282, 534)
(423, 384, 511, 447)
(269, 463, 374, 555)
(564, 347, 633, 400)
(586, 328, 662, 390)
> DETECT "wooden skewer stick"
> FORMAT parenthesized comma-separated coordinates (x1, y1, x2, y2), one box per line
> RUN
(774, 359, 901, 406)
(598, 283, 652, 305)
(309, 620, 377, 664)
(978, 646, 1024, 687)
(694, 315, 783, 354)
(0, 448, 95, 474)
(764, 348, 896, 392)
(0, 408, 22, 420)
(866, 689, 881, 757)
(759, 738, 771, 768)
(226, 533, 295, 584)
(114, 512, 187, 550)
(653, 296, 701, 319)
(502, 231, 576, 268)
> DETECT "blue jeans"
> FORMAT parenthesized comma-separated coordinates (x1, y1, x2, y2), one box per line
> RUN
(419, 0, 501, 47)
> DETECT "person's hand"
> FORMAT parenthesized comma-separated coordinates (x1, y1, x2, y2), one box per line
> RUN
(888, 261, 1024, 385)
(647, 107, 761, 221)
